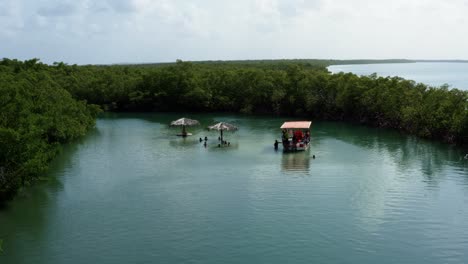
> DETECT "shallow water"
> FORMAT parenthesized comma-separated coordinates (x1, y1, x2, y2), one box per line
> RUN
(328, 62, 468, 90)
(1, 113, 467, 264)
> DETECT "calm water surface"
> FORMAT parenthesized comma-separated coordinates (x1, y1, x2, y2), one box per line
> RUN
(1, 113, 468, 264)
(328, 62, 468, 90)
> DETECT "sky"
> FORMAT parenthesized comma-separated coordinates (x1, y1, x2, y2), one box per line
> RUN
(1, 0, 468, 64)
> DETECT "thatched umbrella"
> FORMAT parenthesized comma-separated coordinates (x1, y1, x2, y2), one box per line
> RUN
(171, 117, 200, 136)
(208, 122, 238, 142)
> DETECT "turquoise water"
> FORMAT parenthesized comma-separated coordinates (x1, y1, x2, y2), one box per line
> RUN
(1, 113, 467, 263)
(328, 62, 468, 91)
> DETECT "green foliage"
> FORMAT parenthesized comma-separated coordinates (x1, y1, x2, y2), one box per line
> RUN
(1, 58, 467, 202)
(37, 58, 468, 146)
(0, 59, 100, 203)
(85, 60, 468, 145)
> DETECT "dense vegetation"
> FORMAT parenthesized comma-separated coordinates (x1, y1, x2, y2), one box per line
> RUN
(0, 59, 99, 202)
(1, 58, 467, 202)
(123, 59, 413, 69)
(59, 59, 467, 144)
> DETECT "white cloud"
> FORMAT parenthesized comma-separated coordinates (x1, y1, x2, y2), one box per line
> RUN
(1, 0, 468, 64)
(0, 0, 16, 16)
(37, 2, 77, 17)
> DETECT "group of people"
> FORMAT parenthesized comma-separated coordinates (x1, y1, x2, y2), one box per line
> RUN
(292, 130, 311, 143)
(281, 129, 311, 144)
(199, 136, 231, 148)
(199, 136, 208, 147)
(218, 136, 231, 147)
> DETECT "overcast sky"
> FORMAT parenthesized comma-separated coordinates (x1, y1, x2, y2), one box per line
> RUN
(1, 0, 468, 64)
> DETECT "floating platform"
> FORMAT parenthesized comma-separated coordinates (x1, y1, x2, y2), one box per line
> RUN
(176, 133, 193, 137)
(280, 121, 312, 152)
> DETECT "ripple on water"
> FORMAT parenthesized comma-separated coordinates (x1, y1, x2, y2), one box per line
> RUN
(1, 115, 468, 264)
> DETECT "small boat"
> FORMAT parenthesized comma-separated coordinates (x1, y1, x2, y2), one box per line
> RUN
(280, 121, 312, 152)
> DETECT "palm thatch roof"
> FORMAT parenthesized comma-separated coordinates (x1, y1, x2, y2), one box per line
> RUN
(170, 117, 200, 126)
(280, 121, 312, 129)
(208, 122, 238, 131)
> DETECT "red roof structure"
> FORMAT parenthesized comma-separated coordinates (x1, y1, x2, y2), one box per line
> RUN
(280, 121, 312, 129)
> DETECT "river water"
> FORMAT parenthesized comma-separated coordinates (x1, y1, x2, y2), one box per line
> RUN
(328, 62, 468, 91)
(1, 113, 467, 264)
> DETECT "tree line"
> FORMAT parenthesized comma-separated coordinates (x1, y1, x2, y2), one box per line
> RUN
(57, 59, 466, 144)
(0, 59, 100, 202)
(1, 58, 467, 202)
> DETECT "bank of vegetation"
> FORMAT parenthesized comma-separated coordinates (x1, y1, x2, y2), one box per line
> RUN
(0, 59, 99, 202)
(1, 58, 467, 203)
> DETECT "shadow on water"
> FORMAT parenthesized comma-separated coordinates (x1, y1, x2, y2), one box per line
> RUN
(168, 138, 201, 148)
(117, 112, 243, 141)
(0, 127, 100, 261)
(281, 151, 311, 174)
(101, 111, 291, 133)
(102, 112, 467, 185)
(167, 137, 240, 151)
(1, 127, 101, 211)
(314, 121, 468, 186)
(101, 112, 218, 127)
(204, 143, 240, 151)
(2, 113, 467, 264)
(104, 113, 467, 183)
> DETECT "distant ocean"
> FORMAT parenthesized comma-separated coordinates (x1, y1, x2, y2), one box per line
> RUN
(328, 62, 468, 91)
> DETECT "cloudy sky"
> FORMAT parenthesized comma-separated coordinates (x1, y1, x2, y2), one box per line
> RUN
(1, 0, 468, 64)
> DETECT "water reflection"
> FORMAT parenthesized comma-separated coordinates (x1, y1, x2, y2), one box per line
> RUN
(205, 142, 240, 152)
(168, 138, 201, 148)
(0, 129, 89, 262)
(2, 114, 468, 264)
(281, 152, 311, 174)
(314, 121, 468, 186)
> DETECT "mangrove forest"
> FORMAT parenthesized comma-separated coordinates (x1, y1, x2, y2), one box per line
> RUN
(0, 58, 467, 203)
